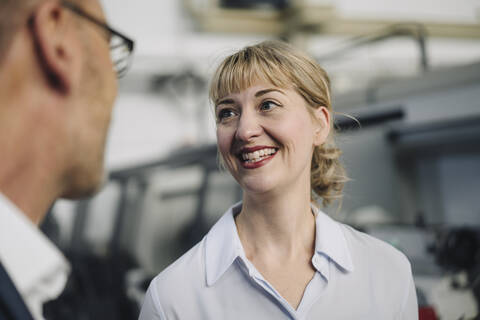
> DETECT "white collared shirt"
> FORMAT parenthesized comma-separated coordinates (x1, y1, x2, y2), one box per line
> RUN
(140, 202, 418, 320)
(0, 193, 70, 320)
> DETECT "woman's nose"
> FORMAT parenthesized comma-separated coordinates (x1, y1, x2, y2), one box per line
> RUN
(235, 111, 263, 142)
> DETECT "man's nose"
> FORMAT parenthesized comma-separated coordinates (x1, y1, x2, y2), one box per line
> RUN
(235, 111, 263, 142)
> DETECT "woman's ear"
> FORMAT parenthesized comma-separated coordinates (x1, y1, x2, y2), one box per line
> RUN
(29, 0, 78, 95)
(313, 106, 330, 146)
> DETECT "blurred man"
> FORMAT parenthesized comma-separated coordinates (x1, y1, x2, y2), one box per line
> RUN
(0, 0, 134, 319)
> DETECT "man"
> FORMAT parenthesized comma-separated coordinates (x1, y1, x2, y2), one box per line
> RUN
(0, 0, 134, 319)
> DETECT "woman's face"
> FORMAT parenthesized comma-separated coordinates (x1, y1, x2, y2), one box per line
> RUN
(215, 82, 330, 196)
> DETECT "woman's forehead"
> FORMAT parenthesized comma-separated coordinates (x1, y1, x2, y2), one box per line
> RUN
(216, 81, 291, 101)
(214, 73, 291, 102)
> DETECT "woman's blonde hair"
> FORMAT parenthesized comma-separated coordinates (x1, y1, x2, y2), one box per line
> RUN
(209, 40, 347, 206)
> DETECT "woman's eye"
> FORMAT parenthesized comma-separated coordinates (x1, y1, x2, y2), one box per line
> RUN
(217, 109, 236, 121)
(260, 101, 279, 111)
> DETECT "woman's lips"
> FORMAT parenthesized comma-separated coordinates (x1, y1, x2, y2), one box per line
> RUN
(241, 153, 276, 169)
(237, 146, 278, 169)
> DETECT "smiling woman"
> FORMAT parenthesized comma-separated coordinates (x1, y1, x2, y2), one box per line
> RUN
(139, 41, 419, 320)
(214, 83, 331, 204)
(212, 41, 346, 206)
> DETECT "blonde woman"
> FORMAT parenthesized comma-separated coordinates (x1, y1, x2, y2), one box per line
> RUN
(139, 41, 418, 320)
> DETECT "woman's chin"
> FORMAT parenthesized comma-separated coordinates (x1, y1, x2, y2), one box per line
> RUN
(238, 178, 279, 197)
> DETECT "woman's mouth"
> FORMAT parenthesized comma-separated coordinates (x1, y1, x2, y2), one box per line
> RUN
(237, 147, 278, 168)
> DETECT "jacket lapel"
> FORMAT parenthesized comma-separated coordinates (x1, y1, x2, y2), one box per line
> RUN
(0, 260, 34, 320)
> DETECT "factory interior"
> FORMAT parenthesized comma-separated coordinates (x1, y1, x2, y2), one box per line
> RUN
(37, 0, 480, 319)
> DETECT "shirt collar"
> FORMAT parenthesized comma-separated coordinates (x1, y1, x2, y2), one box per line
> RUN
(205, 202, 354, 286)
(311, 204, 354, 277)
(205, 202, 243, 286)
(0, 193, 70, 302)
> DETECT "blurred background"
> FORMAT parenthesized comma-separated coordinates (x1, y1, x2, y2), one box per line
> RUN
(41, 0, 480, 319)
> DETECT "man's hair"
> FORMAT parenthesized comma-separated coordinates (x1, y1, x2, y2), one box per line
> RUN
(0, 0, 35, 62)
(0, 0, 83, 63)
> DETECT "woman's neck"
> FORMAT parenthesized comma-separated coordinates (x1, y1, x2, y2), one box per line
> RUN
(236, 182, 316, 261)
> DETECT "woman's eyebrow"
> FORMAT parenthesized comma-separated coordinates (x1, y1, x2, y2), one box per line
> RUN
(255, 88, 285, 97)
(216, 98, 235, 107)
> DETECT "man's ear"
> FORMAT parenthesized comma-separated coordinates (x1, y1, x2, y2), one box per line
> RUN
(313, 106, 331, 146)
(30, 0, 80, 95)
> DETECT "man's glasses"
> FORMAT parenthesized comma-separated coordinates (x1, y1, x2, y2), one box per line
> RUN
(61, 1, 135, 78)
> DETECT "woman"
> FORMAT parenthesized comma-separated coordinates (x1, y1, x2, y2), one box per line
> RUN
(139, 41, 418, 319)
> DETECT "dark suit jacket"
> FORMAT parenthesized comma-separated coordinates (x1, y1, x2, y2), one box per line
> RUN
(0, 260, 34, 320)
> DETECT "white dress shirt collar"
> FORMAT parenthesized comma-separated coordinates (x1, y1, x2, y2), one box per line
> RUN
(205, 202, 243, 286)
(312, 204, 354, 277)
(205, 202, 354, 286)
(0, 193, 70, 319)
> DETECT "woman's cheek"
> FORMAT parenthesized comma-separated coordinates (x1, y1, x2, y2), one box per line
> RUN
(216, 129, 226, 151)
(217, 128, 234, 160)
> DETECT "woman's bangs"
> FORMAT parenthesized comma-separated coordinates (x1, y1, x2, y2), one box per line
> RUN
(212, 55, 290, 103)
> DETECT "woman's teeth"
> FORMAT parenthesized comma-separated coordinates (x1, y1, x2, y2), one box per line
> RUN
(241, 148, 277, 163)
